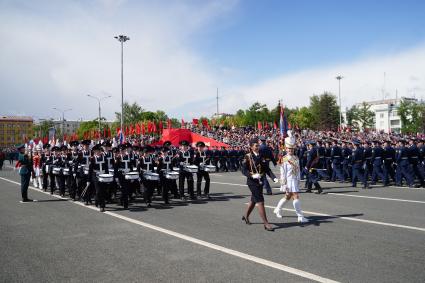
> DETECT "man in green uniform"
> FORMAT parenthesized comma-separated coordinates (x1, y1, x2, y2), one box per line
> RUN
(17, 144, 34, 202)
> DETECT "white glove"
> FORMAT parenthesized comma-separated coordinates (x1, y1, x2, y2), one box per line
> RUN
(252, 173, 260, 179)
(273, 178, 278, 183)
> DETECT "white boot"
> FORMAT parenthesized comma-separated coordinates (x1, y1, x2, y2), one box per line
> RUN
(293, 199, 308, 223)
(37, 177, 42, 189)
(274, 198, 287, 218)
(33, 178, 38, 188)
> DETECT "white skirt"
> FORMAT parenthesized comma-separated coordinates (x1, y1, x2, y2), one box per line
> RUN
(285, 179, 300, 193)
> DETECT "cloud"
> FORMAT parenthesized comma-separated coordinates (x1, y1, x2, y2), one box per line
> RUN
(218, 43, 425, 113)
(0, 0, 239, 120)
(1, 0, 425, 122)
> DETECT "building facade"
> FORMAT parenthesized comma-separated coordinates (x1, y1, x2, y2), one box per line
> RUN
(0, 116, 33, 148)
(350, 97, 417, 133)
(51, 120, 115, 136)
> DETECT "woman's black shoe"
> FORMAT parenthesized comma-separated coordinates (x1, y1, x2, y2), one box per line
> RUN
(264, 225, 275, 231)
(242, 216, 251, 225)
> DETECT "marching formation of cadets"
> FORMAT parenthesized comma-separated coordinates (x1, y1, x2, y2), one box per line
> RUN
(20, 133, 425, 209)
(27, 139, 243, 212)
(297, 136, 425, 192)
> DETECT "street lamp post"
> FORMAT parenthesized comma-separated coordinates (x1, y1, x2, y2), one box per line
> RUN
(114, 34, 130, 137)
(53, 107, 72, 140)
(87, 94, 112, 137)
(336, 75, 343, 131)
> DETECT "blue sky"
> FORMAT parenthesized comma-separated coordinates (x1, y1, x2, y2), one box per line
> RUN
(195, 0, 425, 83)
(1, 0, 425, 120)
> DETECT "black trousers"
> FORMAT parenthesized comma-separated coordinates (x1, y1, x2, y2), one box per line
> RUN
(94, 179, 106, 209)
(20, 173, 31, 201)
(49, 172, 56, 194)
(42, 171, 49, 190)
(142, 178, 156, 204)
(179, 171, 194, 197)
(196, 170, 210, 195)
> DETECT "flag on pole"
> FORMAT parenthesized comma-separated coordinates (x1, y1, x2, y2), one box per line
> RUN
(280, 105, 288, 138)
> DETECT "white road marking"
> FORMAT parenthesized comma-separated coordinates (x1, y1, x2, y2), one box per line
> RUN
(260, 204, 425, 232)
(211, 173, 425, 190)
(211, 181, 425, 203)
(0, 176, 339, 283)
(326, 193, 425, 204)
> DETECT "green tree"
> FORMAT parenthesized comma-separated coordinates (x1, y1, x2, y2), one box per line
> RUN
(354, 102, 375, 131)
(291, 107, 313, 129)
(309, 92, 340, 130)
(115, 102, 144, 125)
(398, 98, 425, 134)
(33, 119, 55, 138)
(77, 119, 101, 138)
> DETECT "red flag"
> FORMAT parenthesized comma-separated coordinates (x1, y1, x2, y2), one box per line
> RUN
(103, 128, 107, 138)
(193, 118, 199, 126)
(116, 127, 121, 136)
(181, 118, 185, 128)
(153, 122, 157, 133)
(167, 119, 172, 129)
(257, 121, 262, 130)
(108, 127, 111, 138)
(141, 123, 146, 135)
(273, 121, 277, 129)
(136, 123, 141, 135)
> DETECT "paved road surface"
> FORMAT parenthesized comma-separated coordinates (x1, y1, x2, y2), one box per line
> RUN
(1, 167, 424, 282)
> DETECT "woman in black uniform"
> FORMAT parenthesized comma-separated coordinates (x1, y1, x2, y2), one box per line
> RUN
(241, 138, 277, 231)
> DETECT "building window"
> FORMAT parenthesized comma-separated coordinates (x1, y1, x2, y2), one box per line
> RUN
(380, 113, 384, 119)
(391, 120, 400, 126)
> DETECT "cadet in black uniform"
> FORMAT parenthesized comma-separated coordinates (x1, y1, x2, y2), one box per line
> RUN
(194, 141, 211, 198)
(177, 140, 196, 200)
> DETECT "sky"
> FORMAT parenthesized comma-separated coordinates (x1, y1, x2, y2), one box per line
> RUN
(1, 0, 425, 121)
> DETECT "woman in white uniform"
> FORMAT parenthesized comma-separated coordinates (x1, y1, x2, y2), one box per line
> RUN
(273, 134, 308, 223)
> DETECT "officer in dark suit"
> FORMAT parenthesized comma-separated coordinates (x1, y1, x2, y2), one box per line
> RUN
(219, 146, 229, 172)
(408, 138, 424, 187)
(351, 140, 368, 189)
(259, 137, 276, 195)
(324, 141, 333, 181)
(298, 141, 308, 180)
(305, 141, 322, 194)
(212, 146, 220, 172)
(316, 140, 328, 181)
(395, 139, 414, 187)
(341, 140, 352, 181)
(383, 140, 395, 185)
(363, 141, 373, 187)
(371, 140, 385, 185)
(331, 139, 344, 182)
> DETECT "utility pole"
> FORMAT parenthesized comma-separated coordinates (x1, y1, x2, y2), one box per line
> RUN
(114, 34, 130, 137)
(336, 75, 343, 131)
(87, 94, 112, 137)
(216, 88, 219, 116)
